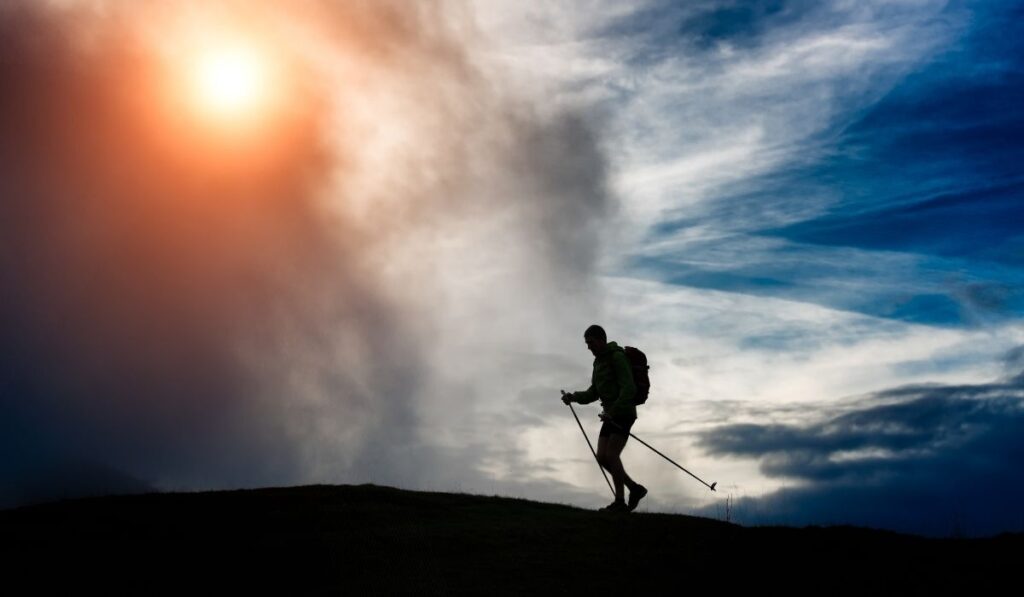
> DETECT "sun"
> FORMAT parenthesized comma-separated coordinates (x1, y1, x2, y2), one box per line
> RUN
(191, 45, 269, 120)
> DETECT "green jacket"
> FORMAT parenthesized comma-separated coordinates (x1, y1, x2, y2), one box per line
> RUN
(569, 341, 637, 419)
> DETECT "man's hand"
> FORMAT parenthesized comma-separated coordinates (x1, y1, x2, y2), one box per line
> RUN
(560, 390, 573, 405)
(598, 412, 610, 422)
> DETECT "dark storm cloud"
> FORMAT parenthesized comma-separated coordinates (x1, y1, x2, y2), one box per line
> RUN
(693, 355, 1024, 537)
(0, 1, 618, 507)
(502, 113, 615, 284)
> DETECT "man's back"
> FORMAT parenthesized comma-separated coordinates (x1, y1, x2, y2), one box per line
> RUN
(586, 341, 637, 419)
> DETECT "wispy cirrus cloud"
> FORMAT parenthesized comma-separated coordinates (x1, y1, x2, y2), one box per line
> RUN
(601, 1, 1024, 327)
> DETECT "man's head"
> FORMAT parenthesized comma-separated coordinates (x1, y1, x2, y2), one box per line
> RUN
(584, 324, 607, 356)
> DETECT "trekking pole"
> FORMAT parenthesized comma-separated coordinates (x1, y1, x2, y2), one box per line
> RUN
(603, 417, 717, 492)
(562, 392, 615, 498)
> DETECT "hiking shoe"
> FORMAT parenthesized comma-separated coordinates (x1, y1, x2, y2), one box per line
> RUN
(600, 500, 629, 513)
(627, 485, 648, 511)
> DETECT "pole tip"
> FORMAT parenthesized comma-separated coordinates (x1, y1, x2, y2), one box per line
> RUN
(710, 482, 717, 492)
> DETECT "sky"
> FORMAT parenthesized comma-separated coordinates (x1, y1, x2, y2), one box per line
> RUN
(2, 0, 1022, 538)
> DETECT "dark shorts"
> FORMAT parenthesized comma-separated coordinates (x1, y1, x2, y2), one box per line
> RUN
(599, 415, 636, 439)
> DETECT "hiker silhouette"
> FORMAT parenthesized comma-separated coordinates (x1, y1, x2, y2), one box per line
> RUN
(562, 324, 647, 512)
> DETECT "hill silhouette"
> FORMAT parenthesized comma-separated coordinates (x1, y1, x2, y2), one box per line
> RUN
(1, 483, 1018, 593)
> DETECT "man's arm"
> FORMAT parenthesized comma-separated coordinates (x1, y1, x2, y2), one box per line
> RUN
(568, 384, 599, 404)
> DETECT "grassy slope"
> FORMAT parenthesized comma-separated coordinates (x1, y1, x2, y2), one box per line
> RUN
(1, 484, 1019, 593)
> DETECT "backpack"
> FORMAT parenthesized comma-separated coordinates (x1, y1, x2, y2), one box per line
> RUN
(623, 346, 651, 405)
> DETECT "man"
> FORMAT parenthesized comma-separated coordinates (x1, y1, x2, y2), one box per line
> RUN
(562, 324, 648, 512)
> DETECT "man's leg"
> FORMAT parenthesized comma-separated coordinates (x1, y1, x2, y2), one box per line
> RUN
(605, 433, 639, 502)
(596, 435, 624, 504)
(596, 435, 609, 471)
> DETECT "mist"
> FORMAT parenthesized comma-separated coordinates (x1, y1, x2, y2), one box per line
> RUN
(0, 0, 617, 507)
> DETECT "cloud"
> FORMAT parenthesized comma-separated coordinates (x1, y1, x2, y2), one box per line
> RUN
(614, 1, 1024, 327)
(0, 1, 618, 507)
(388, 1, 1024, 525)
(692, 354, 1024, 537)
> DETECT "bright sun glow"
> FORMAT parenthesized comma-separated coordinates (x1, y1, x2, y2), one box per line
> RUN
(193, 46, 268, 119)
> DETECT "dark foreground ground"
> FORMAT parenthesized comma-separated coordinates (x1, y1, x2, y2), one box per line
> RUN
(1, 484, 1019, 594)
